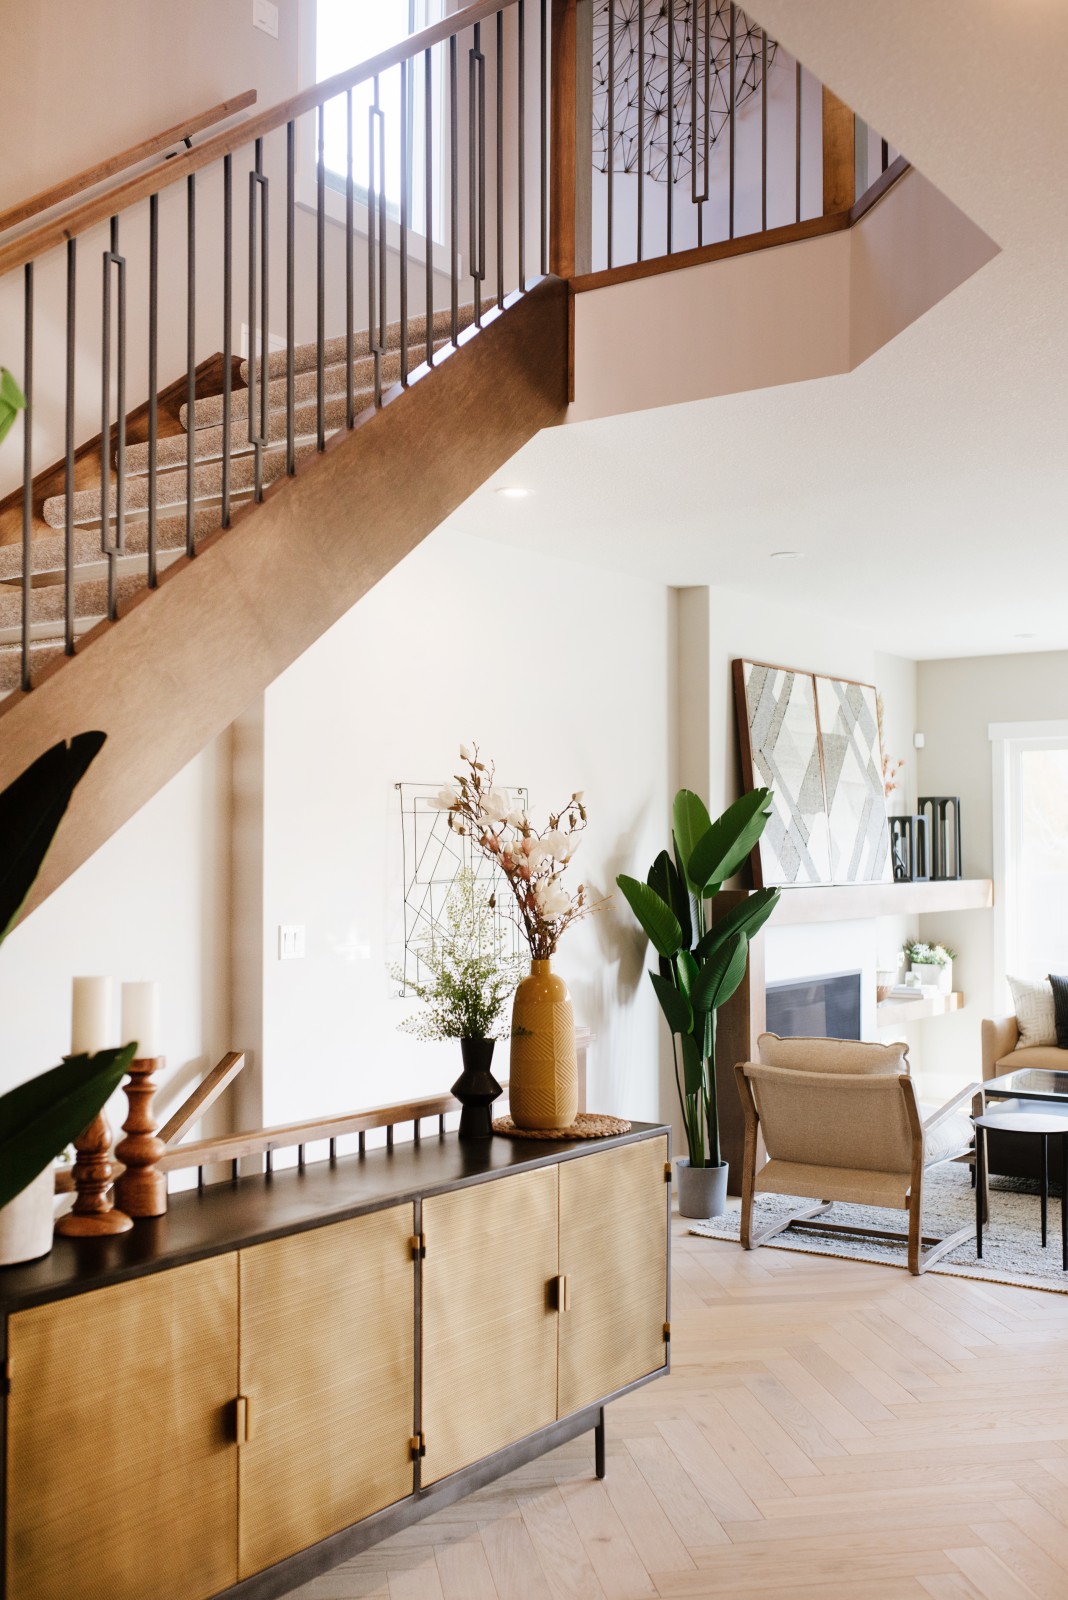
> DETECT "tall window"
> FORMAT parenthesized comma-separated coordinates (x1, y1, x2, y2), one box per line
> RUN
(315, 0, 443, 237)
(992, 722, 1068, 987)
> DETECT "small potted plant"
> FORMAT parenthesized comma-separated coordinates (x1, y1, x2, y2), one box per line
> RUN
(391, 869, 523, 1138)
(906, 940, 956, 995)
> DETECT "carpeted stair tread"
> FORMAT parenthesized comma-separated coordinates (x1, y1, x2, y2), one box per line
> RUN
(237, 302, 488, 384)
(0, 641, 68, 694)
(41, 444, 315, 529)
(0, 572, 146, 631)
(0, 507, 229, 583)
(183, 337, 449, 433)
(126, 388, 361, 474)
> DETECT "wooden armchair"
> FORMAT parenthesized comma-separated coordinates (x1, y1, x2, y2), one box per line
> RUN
(733, 1034, 982, 1276)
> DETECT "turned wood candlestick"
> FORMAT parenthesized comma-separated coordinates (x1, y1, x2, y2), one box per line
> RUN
(115, 1056, 168, 1218)
(56, 1106, 133, 1237)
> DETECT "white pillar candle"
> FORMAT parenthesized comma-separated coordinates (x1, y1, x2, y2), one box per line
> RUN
(121, 981, 161, 1058)
(71, 977, 114, 1055)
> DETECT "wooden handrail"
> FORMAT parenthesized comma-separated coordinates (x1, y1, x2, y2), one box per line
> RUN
(0, 0, 517, 279)
(159, 1050, 247, 1146)
(0, 91, 258, 238)
(157, 1092, 462, 1173)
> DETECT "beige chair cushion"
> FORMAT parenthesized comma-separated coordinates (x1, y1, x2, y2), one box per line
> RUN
(994, 1045, 1068, 1075)
(745, 1063, 914, 1173)
(757, 1032, 909, 1076)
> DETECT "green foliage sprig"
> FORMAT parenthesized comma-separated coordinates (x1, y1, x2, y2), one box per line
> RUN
(391, 870, 524, 1042)
(0, 368, 26, 449)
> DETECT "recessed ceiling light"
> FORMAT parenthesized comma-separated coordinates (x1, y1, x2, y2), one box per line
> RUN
(770, 550, 802, 561)
(1014, 631, 1037, 640)
(495, 486, 529, 499)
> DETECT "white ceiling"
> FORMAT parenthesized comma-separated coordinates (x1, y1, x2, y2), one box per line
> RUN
(445, 1, 1068, 663)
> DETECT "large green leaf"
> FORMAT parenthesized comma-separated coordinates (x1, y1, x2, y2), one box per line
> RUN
(649, 971, 693, 1035)
(687, 788, 774, 896)
(615, 874, 682, 957)
(680, 1032, 706, 1097)
(692, 931, 750, 1014)
(0, 1043, 137, 1211)
(0, 367, 26, 449)
(0, 732, 107, 944)
(694, 887, 781, 963)
(647, 849, 692, 951)
(672, 789, 713, 893)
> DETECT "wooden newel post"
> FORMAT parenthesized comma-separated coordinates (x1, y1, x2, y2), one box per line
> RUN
(115, 1057, 168, 1218)
(550, 0, 592, 279)
(822, 87, 856, 215)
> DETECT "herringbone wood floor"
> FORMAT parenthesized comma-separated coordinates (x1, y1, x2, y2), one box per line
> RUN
(287, 1217, 1068, 1600)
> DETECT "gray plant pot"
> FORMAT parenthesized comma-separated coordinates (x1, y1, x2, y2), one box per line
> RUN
(675, 1158, 729, 1220)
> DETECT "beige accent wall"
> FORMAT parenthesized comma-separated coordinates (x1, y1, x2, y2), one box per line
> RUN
(569, 168, 998, 425)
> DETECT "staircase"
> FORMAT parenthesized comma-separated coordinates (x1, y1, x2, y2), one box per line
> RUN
(0, 0, 899, 919)
(0, 307, 482, 694)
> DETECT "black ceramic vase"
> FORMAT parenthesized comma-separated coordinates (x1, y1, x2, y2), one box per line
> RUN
(451, 1038, 503, 1139)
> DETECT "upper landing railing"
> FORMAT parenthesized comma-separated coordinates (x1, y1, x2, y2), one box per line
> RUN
(0, 0, 902, 699)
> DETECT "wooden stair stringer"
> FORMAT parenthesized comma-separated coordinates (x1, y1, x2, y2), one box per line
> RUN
(0, 276, 568, 922)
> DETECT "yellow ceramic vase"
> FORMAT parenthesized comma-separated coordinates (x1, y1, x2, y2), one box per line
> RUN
(509, 958, 578, 1130)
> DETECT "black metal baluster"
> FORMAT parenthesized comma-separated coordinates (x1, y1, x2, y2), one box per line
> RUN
(607, 0, 615, 269)
(470, 23, 486, 324)
(221, 157, 232, 525)
(20, 264, 32, 692)
(637, 0, 645, 261)
(248, 140, 268, 503)
(692, 0, 710, 248)
(795, 59, 802, 223)
(186, 176, 196, 555)
(425, 47, 435, 368)
(540, 0, 547, 274)
(378, 85, 388, 389)
(317, 103, 326, 448)
(148, 195, 159, 584)
(346, 92, 355, 425)
(64, 240, 75, 656)
(286, 122, 296, 470)
(518, 0, 526, 289)
(102, 215, 127, 621)
(100, 224, 112, 601)
(450, 36, 458, 344)
(114, 221, 126, 566)
(496, 9, 504, 307)
(368, 77, 387, 405)
(728, 3, 736, 240)
(400, 58, 410, 382)
(666, 0, 673, 253)
(761, 29, 768, 232)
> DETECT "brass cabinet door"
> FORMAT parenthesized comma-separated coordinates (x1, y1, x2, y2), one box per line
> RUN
(558, 1136, 669, 1416)
(421, 1167, 559, 1486)
(6, 1255, 238, 1600)
(237, 1206, 415, 1579)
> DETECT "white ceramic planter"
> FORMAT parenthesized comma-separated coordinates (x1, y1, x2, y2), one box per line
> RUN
(912, 959, 952, 995)
(0, 1167, 55, 1267)
(675, 1158, 729, 1220)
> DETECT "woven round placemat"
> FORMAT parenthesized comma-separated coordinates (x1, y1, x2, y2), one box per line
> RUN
(492, 1113, 632, 1140)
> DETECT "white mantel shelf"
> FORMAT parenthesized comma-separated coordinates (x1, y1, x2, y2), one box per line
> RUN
(767, 878, 993, 925)
(876, 991, 964, 1027)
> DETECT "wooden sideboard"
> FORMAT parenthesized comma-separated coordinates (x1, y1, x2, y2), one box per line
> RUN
(0, 1124, 670, 1600)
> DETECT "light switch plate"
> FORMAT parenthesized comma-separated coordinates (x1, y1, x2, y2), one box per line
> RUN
(278, 925, 306, 960)
(253, 0, 279, 38)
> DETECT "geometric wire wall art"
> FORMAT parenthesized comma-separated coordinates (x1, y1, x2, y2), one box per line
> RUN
(593, 1, 775, 183)
(732, 661, 893, 890)
(395, 781, 528, 993)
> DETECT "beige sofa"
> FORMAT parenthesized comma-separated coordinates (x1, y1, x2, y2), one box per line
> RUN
(981, 1015, 1068, 1081)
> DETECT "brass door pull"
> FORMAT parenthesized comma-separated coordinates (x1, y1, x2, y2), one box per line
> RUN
(553, 1273, 572, 1312)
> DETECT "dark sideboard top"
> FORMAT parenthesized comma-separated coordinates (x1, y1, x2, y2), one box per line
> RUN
(0, 1123, 670, 1315)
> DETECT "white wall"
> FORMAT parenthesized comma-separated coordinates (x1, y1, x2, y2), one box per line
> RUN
(916, 649, 1068, 1088)
(232, 523, 673, 1137)
(0, 738, 234, 1144)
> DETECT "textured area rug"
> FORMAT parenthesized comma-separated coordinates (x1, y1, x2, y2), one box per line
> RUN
(690, 1163, 1068, 1293)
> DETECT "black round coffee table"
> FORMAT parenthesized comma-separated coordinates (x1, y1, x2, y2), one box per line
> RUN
(973, 1098, 1068, 1270)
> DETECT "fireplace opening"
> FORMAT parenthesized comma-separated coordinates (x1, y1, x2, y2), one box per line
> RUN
(765, 970, 862, 1041)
